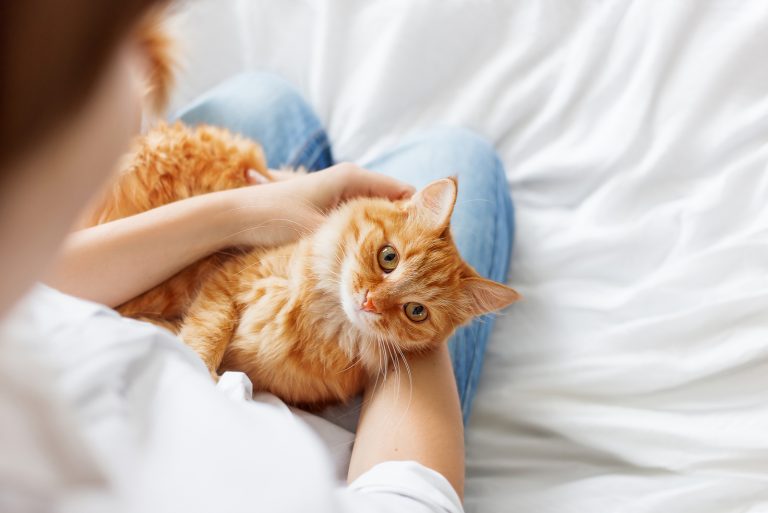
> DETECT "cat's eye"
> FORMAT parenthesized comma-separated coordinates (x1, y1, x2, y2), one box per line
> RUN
(404, 302, 428, 322)
(378, 245, 399, 272)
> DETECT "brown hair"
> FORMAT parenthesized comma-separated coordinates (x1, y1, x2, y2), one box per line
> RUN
(0, 0, 164, 168)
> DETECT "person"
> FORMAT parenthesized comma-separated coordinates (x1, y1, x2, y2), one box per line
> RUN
(0, 1, 514, 511)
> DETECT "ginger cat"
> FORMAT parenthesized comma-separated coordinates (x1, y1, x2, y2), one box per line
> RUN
(87, 122, 519, 408)
(98, 17, 519, 407)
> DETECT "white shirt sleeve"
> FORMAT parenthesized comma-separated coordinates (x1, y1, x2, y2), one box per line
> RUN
(217, 373, 464, 513)
(340, 461, 464, 513)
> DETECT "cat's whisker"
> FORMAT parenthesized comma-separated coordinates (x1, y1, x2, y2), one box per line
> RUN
(369, 339, 385, 402)
(385, 338, 407, 425)
(337, 351, 364, 374)
(218, 216, 320, 245)
(379, 336, 400, 421)
(234, 259, 264, 276)
(381, 337, 413, 432)
(379, 339, 391, 401)
(382, 338, 390, 380)
(381, 336, 398, 406)
(216, 223, 288, 245)
(323, 268, 343, 279)
(390, 341, 403, 399)
(390, 341, 403, 413)
(221, 196, 324, 215)
(454, 198, 493, 207)
(392, 343, 413, 430)
(334, 246, 349, 266)
(385, 341, 403, 421)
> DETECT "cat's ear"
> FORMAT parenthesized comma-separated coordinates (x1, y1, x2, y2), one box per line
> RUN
(462, 277, 520, 316)
(409, 177, 457, 231)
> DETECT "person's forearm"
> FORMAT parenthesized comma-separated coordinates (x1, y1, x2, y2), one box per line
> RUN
(45, 166, 411, 309)
(348, 345, 465, 499)
(46, 190, 244, 307)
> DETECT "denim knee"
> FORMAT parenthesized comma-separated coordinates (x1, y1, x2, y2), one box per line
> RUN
(417, 127, 510, 203)
(418, 127, 514, 253)
(407, 127, 505, 181)
(175, 72, 332, 169)
(185, 72, 315, 129)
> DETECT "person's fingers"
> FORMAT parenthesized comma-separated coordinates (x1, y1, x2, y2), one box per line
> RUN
(267, 169, 301, 182)
(341, 165, 416, 201)
(366, 172, 417, 200)
(245, 168, 270, 184)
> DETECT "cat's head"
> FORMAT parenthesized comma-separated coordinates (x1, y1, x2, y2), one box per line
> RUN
(318, 177, 519, 352)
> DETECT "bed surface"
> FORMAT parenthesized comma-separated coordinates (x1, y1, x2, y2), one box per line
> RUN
(169, 1, 768, 511)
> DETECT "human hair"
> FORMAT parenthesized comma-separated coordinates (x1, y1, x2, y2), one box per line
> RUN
(0, 0, 164, 169)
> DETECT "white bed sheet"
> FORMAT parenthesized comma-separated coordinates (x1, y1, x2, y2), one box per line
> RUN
(168, 1, 768, 511)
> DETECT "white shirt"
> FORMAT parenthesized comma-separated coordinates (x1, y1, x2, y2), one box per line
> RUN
(0, 285, 463, 513)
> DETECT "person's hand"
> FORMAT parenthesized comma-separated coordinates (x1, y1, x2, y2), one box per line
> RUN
(222, 163, 415, 248)
(261, 163, 416, 210)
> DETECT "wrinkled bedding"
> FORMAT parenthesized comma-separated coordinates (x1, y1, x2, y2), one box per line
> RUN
(168, 1, 768, 511)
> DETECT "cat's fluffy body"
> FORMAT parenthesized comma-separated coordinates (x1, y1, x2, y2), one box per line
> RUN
(89, 122, 518, 408)
(83, 122, 269, 322)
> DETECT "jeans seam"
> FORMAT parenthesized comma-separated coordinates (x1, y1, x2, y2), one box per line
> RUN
(462, 158, 505, 419)
(289, 128, 331, 170)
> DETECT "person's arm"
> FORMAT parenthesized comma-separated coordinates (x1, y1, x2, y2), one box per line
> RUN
(46, 164, 414, 307)
(348, 344, 465, 500)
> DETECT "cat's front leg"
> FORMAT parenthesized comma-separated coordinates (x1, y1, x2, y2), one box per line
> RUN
(178, 279, 240, 380)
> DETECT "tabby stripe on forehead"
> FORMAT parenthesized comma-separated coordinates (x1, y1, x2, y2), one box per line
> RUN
(361, 209, 376, 225)
(360, 229, 385, 258)
(402, 246, 420, 261)
(414, 254, 446, 279)
(349, 220, 361, 241)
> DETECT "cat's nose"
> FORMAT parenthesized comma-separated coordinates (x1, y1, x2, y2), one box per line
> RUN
(362, 291, 380, 314)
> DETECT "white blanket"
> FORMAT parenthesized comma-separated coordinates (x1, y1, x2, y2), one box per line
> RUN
(169, 1, 768, 511)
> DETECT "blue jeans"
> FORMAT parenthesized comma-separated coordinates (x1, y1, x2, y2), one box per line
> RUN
(175, 72, 515, 423)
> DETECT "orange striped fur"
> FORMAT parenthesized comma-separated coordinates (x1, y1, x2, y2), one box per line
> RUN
(88, 124, 519, 408)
